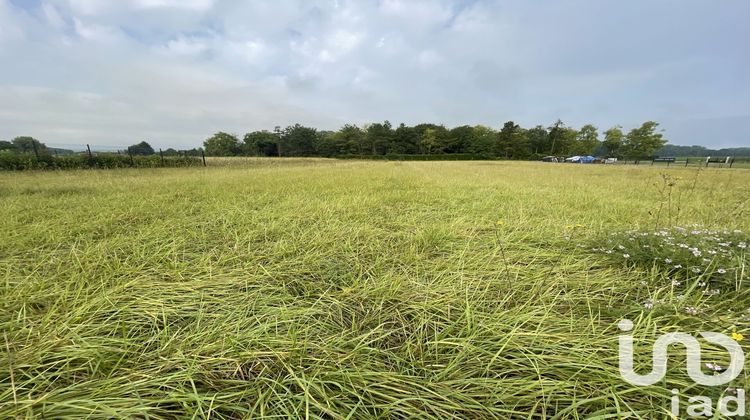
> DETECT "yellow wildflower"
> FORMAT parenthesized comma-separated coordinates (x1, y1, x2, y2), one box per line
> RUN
(732, 332, 744, 341)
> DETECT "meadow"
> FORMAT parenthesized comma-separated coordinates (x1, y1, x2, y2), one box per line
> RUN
(1, 159, 749, 418)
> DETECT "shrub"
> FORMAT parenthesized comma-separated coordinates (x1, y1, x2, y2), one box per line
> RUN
(0, 152, 203, 170)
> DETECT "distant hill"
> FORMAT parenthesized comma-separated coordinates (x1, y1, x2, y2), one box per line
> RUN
(656, 144, 750, 157)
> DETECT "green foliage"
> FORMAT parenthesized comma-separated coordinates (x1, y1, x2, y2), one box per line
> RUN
(390, 123, 419, 154)
(204, 132, 241, 156)
(127, 141, 155, 156)
(324, 124, 364, 155)
(569, 124, 599, 156)
(447, 125, 475, 154)
(466, 125, 495, 158)
(243, 130, 279, 156)
(365, 120, 392, 155)
(3, 119, 690, 165)
(280, 124, 317, 156)
(526, 125, 549, 156)
(623, 121, 666, 159)
(547, 120, 567, 155)
(495, 121, 530, 159)
(0, 151, 201, 170)
(11, 136, 48, 155)
(602, 126, 624, 158)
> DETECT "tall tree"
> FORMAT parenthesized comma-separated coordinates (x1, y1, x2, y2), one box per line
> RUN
(280, 124, 317, 156)
(127, 141, 155, 156)
(569, 124, 599, 155)
(420, 128, 438, 154)
(547, 120, 567, 155)
(390, 123, 419, 154)
(336, 124, 365, 155)
(414, 124, 450, 154)
(602, 126, 624, 158)
(244, 131, 278, 156)
(203, 132, 241, 156)
(623, 121, 666, 159)
(526, 125, 549, 156)
(11, 136, 48, 155)
(448, 125, 475, 154)
(365, 121, 393, 155)
(495, 121, 530, 159)
(467, 125, 495, 158)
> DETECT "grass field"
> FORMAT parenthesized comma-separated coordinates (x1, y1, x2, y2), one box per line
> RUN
(2, 160, 750, 418)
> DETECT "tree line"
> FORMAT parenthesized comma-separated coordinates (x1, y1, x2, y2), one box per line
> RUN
(5, 120, 745, 165)
(0, 137, 201, 157)
(203, 120, 670, 160)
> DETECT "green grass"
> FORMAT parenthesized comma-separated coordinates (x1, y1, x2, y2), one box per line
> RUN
(1, 160, 749, 418)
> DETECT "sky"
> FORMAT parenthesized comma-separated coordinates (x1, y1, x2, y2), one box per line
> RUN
(0, 0, 748, 150)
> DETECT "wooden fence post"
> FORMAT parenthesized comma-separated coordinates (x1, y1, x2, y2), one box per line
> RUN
(159, 148, 165, 166)
(86, 144, 93, 167)
(201, 150, 206, 167)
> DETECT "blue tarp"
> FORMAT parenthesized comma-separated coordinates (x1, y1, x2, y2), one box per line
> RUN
(566, 155, 597, 163)
(580, 155, 596, 163)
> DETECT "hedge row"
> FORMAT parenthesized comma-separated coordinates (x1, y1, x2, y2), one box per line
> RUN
(0, 152, 203, 170)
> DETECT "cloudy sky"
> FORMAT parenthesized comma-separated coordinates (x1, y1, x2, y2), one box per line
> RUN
(0, 0, 748, 150)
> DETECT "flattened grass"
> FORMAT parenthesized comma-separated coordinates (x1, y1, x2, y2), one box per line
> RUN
(1, 161, 749, 418)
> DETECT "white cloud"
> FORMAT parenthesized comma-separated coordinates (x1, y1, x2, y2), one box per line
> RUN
(0, 1, 24, 41)
(61, 0, 214, 15)
(162, 36, 210, 55)
(417, 50, 442, 68)
(0, 0, 748, 148)
(131, 0, 214, 11)
(41, 3, 66, 28)
(72, 18, 121, 42)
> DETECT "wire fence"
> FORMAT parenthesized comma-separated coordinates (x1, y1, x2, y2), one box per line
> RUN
(541, 156, 749, 169)
(0, 143, 206, 170)
(613, 157, 750, 169)
(4, 141, 749, 170)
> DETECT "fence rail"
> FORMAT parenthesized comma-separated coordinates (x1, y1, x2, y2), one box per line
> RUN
(610, 156, 749, 168)
(0, 144, 206, 170)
